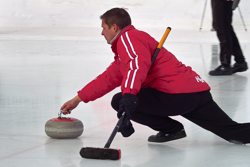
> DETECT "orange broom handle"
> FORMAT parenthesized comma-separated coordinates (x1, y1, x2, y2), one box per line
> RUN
(151, 27, 171, 65)
(157, 27, 171, 49)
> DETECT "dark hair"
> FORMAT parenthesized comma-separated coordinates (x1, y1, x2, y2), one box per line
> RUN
(100, 8, 131, 29)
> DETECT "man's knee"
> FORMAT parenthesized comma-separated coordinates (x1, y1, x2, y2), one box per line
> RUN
(111, 92, 122, 111)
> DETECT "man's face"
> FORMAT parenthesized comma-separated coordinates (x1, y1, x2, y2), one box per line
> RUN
(101, 19, 118, 44)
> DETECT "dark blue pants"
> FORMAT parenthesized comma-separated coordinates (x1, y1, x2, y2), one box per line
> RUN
(111, 88, 250, 143)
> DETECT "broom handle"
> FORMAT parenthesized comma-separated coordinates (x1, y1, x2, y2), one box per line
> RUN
(151, 27, 171, 65)
(104, 112, 125, 148)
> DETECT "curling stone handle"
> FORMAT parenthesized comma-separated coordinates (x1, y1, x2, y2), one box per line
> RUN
(58, 109, 71, 119)
(104, 112, 125, 148)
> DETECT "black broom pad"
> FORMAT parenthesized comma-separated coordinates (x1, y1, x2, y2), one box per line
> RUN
(80, 147, 121, 160)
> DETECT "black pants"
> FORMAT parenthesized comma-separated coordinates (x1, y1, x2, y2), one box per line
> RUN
(111, 88, 250, 143)
(211, 0, 217, 30)
(214, 0, 245, 65)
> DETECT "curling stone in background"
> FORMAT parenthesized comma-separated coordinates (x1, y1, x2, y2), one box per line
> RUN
(45, 110, 84, 139)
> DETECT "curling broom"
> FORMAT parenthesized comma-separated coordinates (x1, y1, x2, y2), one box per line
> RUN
(79, 27, 171, 160)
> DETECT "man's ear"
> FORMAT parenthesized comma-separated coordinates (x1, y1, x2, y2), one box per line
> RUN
(112, 24, 120, 32)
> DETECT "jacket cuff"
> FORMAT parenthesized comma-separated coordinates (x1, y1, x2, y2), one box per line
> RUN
(77, 91, 89, 103)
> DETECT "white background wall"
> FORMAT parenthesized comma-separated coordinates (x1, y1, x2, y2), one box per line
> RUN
(0, 0, 249, 29)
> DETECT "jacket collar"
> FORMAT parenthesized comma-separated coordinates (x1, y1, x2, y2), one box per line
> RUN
(111, 25, 135, 54)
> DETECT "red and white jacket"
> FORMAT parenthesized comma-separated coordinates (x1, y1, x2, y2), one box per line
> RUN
(78, 25, 210, 103)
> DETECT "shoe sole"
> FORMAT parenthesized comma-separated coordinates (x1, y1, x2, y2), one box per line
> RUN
(209, 72, 232, 76)
(148, 130, 187, 143)
(232, 68, 248, 73)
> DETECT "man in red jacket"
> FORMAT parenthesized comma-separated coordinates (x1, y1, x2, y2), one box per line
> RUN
(61, 8, 250, 144)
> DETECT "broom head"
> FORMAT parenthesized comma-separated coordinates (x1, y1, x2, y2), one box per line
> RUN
(79, 147, 121, 160)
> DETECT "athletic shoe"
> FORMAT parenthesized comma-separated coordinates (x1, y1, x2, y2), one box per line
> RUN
(232, 62, 248, 73)
(209, 65, 233, 76)
(148, 129, 186, 143)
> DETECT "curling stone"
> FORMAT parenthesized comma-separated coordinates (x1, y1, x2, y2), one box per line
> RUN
(45, 110, 83, 139)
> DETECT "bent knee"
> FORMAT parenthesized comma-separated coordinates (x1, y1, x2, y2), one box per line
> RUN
(111, 92, 122, 111)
